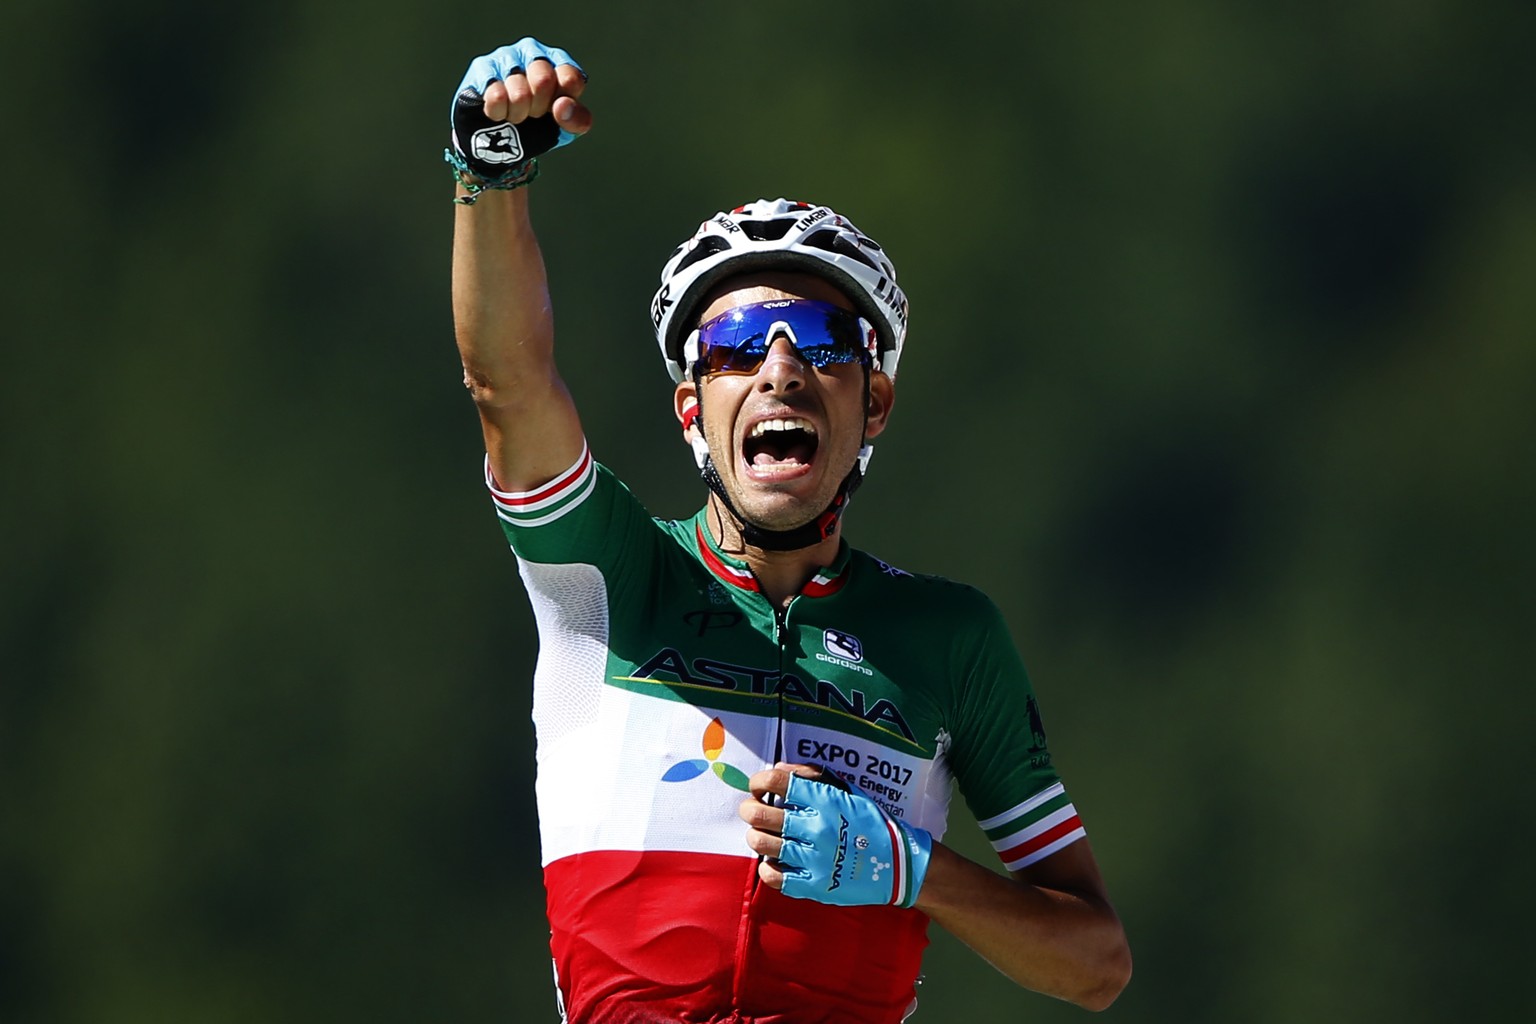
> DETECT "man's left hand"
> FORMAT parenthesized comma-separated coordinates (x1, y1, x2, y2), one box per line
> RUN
(739, 762, 931, 908)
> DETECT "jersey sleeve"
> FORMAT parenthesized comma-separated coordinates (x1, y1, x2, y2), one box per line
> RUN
(945, 592, 1087, 872)
(484, 442, 655, 571)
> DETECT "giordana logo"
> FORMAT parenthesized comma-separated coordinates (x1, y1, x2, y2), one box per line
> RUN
(823, 629, 863, 663)
(471, 123, 524, 164)
(660, 717, 750, 791)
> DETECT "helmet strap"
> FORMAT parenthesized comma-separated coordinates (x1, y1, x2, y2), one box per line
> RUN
(700, 455, 862, 552)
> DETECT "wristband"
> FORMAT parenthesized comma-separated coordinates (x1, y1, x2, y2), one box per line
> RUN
(776, 774, 932, 909)
(444, 147, 539, 205)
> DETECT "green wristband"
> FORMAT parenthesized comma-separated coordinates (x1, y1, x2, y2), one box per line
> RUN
(444, 147, 540, 205)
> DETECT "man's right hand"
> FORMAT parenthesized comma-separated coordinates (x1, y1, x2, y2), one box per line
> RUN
(449, 39, 592, 186)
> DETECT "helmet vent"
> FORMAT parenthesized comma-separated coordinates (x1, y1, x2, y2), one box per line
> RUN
(672, 235, 732, 275)
(739, 218, 796, 242)
(803, 229, 881, 273)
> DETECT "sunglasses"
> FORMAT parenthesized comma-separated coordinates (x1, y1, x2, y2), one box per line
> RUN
(684, 299, 877, 376)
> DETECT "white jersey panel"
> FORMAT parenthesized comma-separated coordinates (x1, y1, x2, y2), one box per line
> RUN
(517, 558, 608, 746)
(536, 695, 778, 866)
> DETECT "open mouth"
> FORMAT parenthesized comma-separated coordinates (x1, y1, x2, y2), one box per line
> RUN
(742, 416, 819, 472)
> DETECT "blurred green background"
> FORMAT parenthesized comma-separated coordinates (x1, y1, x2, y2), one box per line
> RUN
(3, 1, 1531, 1020)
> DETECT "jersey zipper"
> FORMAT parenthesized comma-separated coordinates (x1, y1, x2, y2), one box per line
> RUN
(730, 582, 796, 1015)
(771, 602, 790, 764)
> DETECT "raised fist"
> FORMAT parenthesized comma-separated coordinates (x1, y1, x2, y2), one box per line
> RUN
(449, 38, 591, 186)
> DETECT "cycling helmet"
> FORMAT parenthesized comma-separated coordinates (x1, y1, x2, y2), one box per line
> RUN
(650, 199, 909, 383)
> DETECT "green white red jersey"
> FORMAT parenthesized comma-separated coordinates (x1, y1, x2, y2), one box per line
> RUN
(488, 443, 1086, 1024)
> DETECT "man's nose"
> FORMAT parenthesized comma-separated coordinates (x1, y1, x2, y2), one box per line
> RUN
(756, 335, 806, 391)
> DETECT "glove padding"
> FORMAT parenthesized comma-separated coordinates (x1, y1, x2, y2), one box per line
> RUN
(777, 774, 932, 909)
(449, 38, 585, 182)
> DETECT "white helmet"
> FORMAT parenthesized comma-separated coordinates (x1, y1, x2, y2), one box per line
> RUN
(650, 198, 909, 383)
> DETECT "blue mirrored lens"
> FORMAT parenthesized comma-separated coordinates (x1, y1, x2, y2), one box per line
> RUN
(695, 299, 867, 375)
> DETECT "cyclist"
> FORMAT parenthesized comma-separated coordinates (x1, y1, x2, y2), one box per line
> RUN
(448, 39, 1131, 1024)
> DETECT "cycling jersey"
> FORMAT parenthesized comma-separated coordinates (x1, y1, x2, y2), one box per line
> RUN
(488, 444, 1087, 1024)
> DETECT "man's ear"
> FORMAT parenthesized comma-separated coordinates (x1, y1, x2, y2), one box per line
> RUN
(675, 380, 701, 438)
(863, 371, 896, 440)
(675, 380, 711, 469)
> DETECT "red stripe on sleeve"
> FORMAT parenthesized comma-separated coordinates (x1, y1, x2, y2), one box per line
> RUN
(492, 449, 592, 508)
(995, 814, 1083, 866)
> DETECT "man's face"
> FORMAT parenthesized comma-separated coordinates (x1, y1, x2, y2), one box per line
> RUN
(674, 272, 895, 533)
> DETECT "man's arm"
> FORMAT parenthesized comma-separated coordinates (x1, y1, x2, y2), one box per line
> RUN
(918, 834, 1131, 1011)
(451, 53, 591, 491)
(741, 765, 1131, 1011)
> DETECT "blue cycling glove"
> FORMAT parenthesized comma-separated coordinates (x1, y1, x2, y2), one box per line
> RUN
(777, 773, 932, 909)
(447, 39, 586, 198)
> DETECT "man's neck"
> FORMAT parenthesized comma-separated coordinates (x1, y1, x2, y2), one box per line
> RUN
(704, 495, 842, 609)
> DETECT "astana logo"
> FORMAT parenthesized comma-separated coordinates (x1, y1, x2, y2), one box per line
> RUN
(660, 717, 751, 791)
